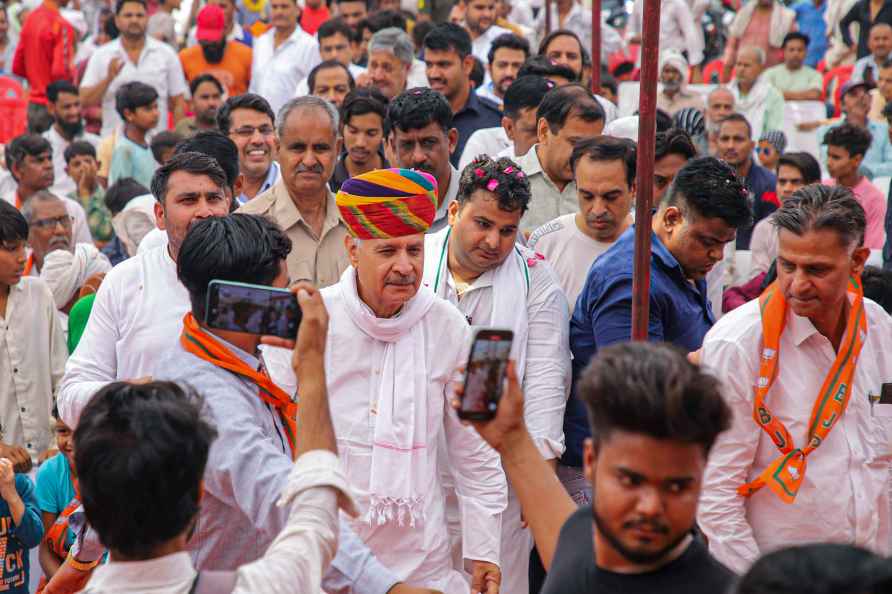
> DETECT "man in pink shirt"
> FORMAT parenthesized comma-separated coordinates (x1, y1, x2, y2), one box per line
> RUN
(824, 122, 888, 249)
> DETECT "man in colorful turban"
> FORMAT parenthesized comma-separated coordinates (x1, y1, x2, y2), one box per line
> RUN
(325, 168, 506, 593)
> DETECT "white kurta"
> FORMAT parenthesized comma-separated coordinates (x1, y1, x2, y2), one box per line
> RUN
(320, 272, 506, 593)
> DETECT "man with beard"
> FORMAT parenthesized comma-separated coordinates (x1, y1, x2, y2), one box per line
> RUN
(174, 74, 224, 138)
(43, 81, 100, 198)
(237, 96, 349, 288)
(462, 0, 511, 64)
(478, 33, 529, 108)
(218, 94, 279, 205)
(79, 0, 188, 138)
(656, 50, 704, 117)
(423, 24, 502, 167)
(187, 0, 254, 48)
(387, 88, 460, 233)
(179, 5, 253, 97)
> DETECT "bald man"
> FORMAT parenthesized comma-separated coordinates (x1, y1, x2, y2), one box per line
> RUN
(730, 46, 785, 139)
(706, 87, 735, 155)
(853, 23, 892, 85)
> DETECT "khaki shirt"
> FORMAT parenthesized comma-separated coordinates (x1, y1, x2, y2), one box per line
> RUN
(515, 146, 578, 236)
(237, 180, 350, 288)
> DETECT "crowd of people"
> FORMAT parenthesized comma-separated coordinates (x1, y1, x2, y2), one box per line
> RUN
(0, 0, 891, 591)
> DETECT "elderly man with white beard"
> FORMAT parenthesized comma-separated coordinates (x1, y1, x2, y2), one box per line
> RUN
(325, 168, 506, 594)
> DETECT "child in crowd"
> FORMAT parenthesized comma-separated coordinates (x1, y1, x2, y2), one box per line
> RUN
(150, 131, 183, 166)
(0, 457, 43, 593)
(64, 142, 112, 246)
(757, 129, 787, 171)
(108, 82, 161, 189)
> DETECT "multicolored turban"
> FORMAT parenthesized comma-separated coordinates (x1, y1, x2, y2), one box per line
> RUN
(336, 168, 438, 239)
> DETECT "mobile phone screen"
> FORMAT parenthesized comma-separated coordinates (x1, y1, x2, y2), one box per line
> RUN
(460, 330, 513, 419)
(205, 281, 301, 339)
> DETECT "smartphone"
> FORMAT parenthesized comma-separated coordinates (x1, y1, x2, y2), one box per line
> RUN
(205, 280, 301, 340)
(458, 328, 514, 421)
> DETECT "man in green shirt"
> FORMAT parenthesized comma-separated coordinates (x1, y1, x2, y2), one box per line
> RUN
(763, 32, 823, 101)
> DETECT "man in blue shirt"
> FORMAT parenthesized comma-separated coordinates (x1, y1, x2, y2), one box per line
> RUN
(562, 157, 751, 503)
(793, 0, 827, 68)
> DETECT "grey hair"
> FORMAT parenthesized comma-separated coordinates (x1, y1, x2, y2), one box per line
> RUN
(772, 184, 866, 248)
(739, 45, 766, 66)
(368, 27, 415, 66)
(20, 191, 64, 223)
(276, 96, 339, 139)
(708, 86, 734, 103)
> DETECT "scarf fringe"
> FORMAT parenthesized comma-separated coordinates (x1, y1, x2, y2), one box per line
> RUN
(366, 496, 425, 528)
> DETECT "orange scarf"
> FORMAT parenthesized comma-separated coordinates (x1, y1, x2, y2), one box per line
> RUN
(738, 276, 867, 503)
(180, 313, 297, 458)
(23, 254, 33, 276)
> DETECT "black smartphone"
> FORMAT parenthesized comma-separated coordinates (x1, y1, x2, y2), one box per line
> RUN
(205, 280, 301, 340)
(458, 328, 514, 421)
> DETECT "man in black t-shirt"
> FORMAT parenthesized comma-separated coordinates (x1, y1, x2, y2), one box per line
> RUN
(456, 342, 736, 594)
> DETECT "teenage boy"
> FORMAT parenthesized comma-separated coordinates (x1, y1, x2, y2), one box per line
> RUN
(330, 88, 388, 192)
(150, 131, 184, 166)
(108, 82, 161, 189)
(64, 142, 113, 246)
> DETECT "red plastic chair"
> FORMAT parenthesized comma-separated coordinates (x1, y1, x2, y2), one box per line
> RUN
(0, 76, 27, 145)
(702, 59, 725, 84)
(822, 64, 853, 117)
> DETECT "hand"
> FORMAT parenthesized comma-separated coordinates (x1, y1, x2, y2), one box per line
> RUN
(355, 72, 372, 88)
(128, 376, 153, 385)
(797, 121, 822, 132)
(79, 272, 105, 298)
(260, 282, 329, 366)
(452, 360, 526, 454)
(386, 585, 443, 594)
(0, 458, 16, 499)
(0, 443, 31, 474)
(37, 447, 58, 465)
(687, 349, 702, 365)
(107, 57, 123, 81)
(77, 160, 98, 197)
(470, 560, 500, 594)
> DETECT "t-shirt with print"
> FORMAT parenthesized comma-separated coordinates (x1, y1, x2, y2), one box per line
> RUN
(541, 506, 735, 594)
(35, 453, 77, 549)
(0, 475, 44, 593)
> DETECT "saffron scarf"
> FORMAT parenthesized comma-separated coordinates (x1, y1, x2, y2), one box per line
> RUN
(180, 313, 297, 458)
(738, 276, 867, 503)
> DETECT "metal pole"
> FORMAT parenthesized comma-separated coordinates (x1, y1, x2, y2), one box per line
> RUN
(591, 0, 601, 90)
(630, 0, 661, 340)
(544, 0, 552, 35)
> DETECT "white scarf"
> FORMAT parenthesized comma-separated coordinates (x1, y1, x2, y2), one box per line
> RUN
(422, 226, 531, 380)
(40, 243, 112, 308)
(729, 0, 796, 48)
(731, 77, 773, 139)
(337, 266, 436, 527)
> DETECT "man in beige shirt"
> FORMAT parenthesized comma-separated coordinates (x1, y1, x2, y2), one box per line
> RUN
(238, 96, 349, 288)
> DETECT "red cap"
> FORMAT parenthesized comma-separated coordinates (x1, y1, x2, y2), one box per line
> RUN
(196, 5, 226, 42)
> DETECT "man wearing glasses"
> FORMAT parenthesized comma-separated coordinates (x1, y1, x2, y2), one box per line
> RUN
(217, 94, 281, 206)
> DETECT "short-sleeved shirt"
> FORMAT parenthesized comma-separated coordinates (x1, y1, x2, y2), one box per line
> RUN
(179, 41, 253, 97)
(762, 64, 823, 94)
(35, 452, 77, 548)
(147, 11, 177, 48)
(80, 37, 188, 137)
(108, 133, 157, 189)
(793, 0, 827, 67)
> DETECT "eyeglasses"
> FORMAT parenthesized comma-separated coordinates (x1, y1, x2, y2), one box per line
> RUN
(31, 215, 73, 230)
(231, 125, 276, 138)
(758, 147, 775, 155)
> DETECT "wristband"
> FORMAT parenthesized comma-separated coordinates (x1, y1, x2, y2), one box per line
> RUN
(65, 551, 100, 572)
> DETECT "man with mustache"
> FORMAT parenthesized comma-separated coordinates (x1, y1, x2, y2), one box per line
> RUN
(238, 96, 350, 288)
(179, 5, 252, 97)
(325, 168, 506, 594)
(423, 155, 569, 594)
(174, 75, 224, 139)
(477, 33, 528, 108)
(388, 88, 461, 233)
(43, 81, 100, 198)
(656, 50, 704, 117)
(218, 94, 279, 205)
(705, 87, 735, 156)
(423, 24, 502, 167)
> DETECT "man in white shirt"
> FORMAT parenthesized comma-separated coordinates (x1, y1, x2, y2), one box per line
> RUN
(462, 0, 511, 64)
(529, 136, 635, 311)
(0, 201, 66, 469)
(43, 81, 100, 197)
(249, 0, 321, 116)
(328, 167, 506, 594)
(515, 83, 605, 235)
(423, 155, 569, 594)
(293, 18, 366, 98)
(698, 183, 892, 573)
(79, 0, 188, 137)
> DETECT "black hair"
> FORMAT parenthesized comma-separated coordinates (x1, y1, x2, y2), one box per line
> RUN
(772, 183, 867, 247)
(662, 156, 752, 229)
(503, 75, 554, 120)
(341, 87, 389, 127)
(536, 83, 604, 134)
(104, 178, 150, 215)
(599, 72, 618, 97)
(612, 60, 635, 78)
(654, 128, 697, 162)
(189, 73, 224, 97)
(63, 140, 97, 165)
(115, 81, 159, 120)
(103, 11, 119, 39)
(822, 122, 873, 158)
(517, 55, 578, 82)
(781, 31, 810, 48)
(579, 342, 731, 455)
(151, 151, 227, 206)
(470, 56, 485, 89)
(387, 87, 453, 135)
(736, 544, 883, 594)
(366, 10, 406, 33)
(5, 134, 52, 178)
(570, 135, 637, 188)
(75, 381, 217, 559)
(538, 29, 583, 60)
(335, 0, 370, 6)
(0, 200, 28, 243)
(115, 0, 146, 14)
(46, 80, 79, 104)
(655, 108, 672, 132)
(174, 131, 240, 195)
(487, 32, 530, 65)
(718, 112, 753, 139)
(308, 59, 356, 95)
(776, 151, 822, 185)
(423, 22, 472, 59)
(318, 17, 353, 42)
(150, 131, 183, 164)
(177, 214, 292, 320)
(412, 20, 434, 51)
(456, 155, 531, 213)
(862, 265, 892, 314)
(217, 94, 275, 136)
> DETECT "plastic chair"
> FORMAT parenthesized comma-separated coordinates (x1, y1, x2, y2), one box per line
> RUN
(0, 76, 27, 144)
(702, 59, 725, 84)
(822, 64, 853, 117)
